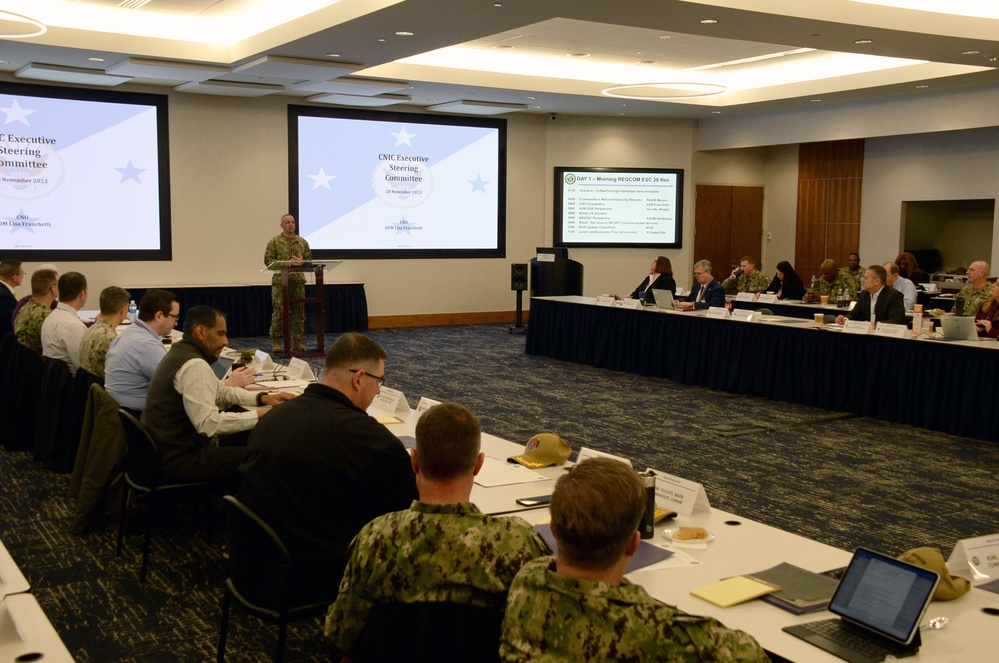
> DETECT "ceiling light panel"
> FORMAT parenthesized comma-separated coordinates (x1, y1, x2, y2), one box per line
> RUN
(293, 77, 410, 95)
(233, 55, 363, 80)
(16, 62, 131, 86)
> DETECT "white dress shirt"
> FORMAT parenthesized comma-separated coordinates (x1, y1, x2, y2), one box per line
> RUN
(173, 358, 257, 437)
(892, 275, 917, 311)
(40, 302, 88, 374)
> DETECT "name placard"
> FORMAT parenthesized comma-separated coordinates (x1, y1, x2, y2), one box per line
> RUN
(706, 306, 730, 319)
(287, 357, 316, 381)
(842, 320, 870, 335)
(646, 468, 711, 516)
(735, 292, 756, 302)
(731, 309, 754, 321)
(947, 533, 999, 581)
(616, 299, 642, 309)
(758, 293, 778, 304)
(536, 253, 555, 263)
(577, 446, 633, 468)
(372, 386, 410, 417)
(414, 396, 442, 417)
(874, 322, 908, 338)
(595, 296, 616, 307)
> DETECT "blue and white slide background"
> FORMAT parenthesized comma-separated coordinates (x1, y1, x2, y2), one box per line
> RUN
(0, 92, 162, 251)
(297, 116, 500, 251)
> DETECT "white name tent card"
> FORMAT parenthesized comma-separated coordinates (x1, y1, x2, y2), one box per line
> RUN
(372, 387, 410, 416)
(842, 320, 870, 335)
(874, 322, 908, 338)
(731, 309, 755, 321)
(414, 397, 442, 417)
(948, 533, 999, 581)
(706, 306, 730, 319)
(577, 446, 633, 467)
(616, 299, 642, 310)
(758, 293, 778, 304)
(536, 252, 555, 262)
(286, 357, 316, 381)
(735, 292, 756, 302)
(595, 296, 616, 307)
(645, 468, 711, 516)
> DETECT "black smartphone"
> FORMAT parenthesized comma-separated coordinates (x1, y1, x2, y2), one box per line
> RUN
(515, 495, 552, 506)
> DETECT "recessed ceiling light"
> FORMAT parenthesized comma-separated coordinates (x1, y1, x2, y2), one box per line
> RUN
(711, 111, 722, 114)
(640, 60, 658, 65)
(88, 57, 105, 62)
(989, 56, 998, 62)
(700, 19, 718, 24)
(395, 31, 413, 37)
(619, 103, 628, 107)
(915, 84, 929, 88)
(378, 38, 386, 42)
(494, 2, 502, 6)
(962, 50, 980, 55)
(854, 39, 872, 45)
(618, 112, 627, 116)
(810, 98, 822, 102)
(325, 53, 340, 58)
(0, 60, 7, 65)
(566, 53, 591, 58)
(659, 35, 671, 40)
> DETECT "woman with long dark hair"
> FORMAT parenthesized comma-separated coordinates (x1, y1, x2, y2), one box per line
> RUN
(767, 260, 805, 300)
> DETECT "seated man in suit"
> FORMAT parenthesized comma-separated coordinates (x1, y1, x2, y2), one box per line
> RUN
(325, 402, 549, 658)
(500, 458, 769, 662)
(677, 259, 726, 310)
(0, 258, 24, 337)
(836, 265, 907, 326)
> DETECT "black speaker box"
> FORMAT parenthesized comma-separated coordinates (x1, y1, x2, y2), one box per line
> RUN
(511, 263, 528, 291)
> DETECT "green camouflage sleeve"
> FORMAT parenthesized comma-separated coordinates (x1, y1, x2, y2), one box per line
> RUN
(78, 322, 117, 379)
(324, 524, 377, 657)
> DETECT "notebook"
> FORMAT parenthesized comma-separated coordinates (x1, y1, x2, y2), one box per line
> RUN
(783, 548, 940, 663)
(650, 289, 678, 310)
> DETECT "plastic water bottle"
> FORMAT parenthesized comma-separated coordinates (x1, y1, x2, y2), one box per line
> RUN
(128, 299, 137, 323)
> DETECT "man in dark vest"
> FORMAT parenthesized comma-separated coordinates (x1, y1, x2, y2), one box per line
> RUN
(141, 305, 293, 485)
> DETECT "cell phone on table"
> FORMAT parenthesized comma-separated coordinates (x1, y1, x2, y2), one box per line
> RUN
(515, 495, 552, 506)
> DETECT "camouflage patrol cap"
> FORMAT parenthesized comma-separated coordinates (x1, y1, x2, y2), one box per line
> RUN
(508, 433, 571, 468)
(898, 547, 970, 601)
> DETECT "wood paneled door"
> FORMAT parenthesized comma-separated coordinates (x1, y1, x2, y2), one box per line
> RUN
(693, 184, 764, 285)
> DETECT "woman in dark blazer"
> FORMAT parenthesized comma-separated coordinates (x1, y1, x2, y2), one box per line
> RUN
(631, 256, 676, 304)
(767, 260, 805, 300)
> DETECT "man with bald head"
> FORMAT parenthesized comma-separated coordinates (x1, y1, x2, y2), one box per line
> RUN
(884, 262, 917, 311)
(957, 261, 990, 315)
(810, 259, 858, 300)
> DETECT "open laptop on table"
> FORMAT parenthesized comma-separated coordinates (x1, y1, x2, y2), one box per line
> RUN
(783, 547, 939, 663)
(650, 289, 678, 310)
(939, 315, 979, 341)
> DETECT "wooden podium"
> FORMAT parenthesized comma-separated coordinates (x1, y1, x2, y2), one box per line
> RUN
(268, 260, 340, 358)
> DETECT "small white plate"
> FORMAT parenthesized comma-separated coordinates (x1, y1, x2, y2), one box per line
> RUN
(663, 528, 715, 543)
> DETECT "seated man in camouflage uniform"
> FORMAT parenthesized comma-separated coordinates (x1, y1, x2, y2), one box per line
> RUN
(500, 458, 770, 663)
(956, 260, 991, 315)
(722, 255, 771, 295)
(810, 258, 858, 300)
(14, 269, 58, 354)
(78, 285, 130, 379)
(325, 402, 550, 659)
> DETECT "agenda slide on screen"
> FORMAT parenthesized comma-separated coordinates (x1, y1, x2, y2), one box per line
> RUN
(0, 91, 164, 252)
(295, 115, 501, 252)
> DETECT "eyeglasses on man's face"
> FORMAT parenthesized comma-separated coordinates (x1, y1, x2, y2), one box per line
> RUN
(348, 368, 385, 386)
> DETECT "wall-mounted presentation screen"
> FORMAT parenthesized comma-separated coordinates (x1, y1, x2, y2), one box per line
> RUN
(553, 167, 683, 248)
(0, 82, 171, 261)
(289, 106, 506, 259)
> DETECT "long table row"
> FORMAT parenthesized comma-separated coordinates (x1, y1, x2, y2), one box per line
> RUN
(380, 409, 999, 662)
(525, 296, 999, 441)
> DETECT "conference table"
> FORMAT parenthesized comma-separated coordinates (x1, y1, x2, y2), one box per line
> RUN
(525, 296, 999, 441)
(374, 407, 999, 662)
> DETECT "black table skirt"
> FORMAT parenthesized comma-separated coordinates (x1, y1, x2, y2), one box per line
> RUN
(525, 297, 999, 441)
(127, 284, 367, 338)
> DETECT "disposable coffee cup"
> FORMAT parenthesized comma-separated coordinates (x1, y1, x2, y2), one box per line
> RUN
(820, 294, 829, 306)
(914, 304, 924, 313)
(814, 313, 824, 325)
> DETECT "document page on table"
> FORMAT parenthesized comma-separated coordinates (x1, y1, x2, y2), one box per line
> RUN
(473, 457, 549, 487)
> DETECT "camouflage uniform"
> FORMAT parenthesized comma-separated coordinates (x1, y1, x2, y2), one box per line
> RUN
(324, 501, 550, 658)
(722, 271, 771, 295)
(500, 557, 771, 663)
(810, 273, 858, 300)
(264, 233, 312, 343)
(14, 299, 52, 354)
(838, 267, 863, 296)
(78, 319, 118, 379)
(956, 281, 991, 316)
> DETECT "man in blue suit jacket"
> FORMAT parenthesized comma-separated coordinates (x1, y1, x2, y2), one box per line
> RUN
(0, 259, 24, 337)
(678, 259, 726, 310)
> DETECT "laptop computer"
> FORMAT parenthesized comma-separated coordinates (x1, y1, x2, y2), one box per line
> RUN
(650, 289, 678, 310)
(783, 548, 940, 663)
(940, 315, 979, 341)
(211, 356, 235, 380)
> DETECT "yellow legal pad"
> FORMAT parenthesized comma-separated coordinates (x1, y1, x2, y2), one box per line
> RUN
(690, 576, 780, 608)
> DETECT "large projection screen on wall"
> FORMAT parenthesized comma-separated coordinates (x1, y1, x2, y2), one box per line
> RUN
(289, 106, 506, 259)
(553, 166, 683, 249)
(0, 82, 171, 261)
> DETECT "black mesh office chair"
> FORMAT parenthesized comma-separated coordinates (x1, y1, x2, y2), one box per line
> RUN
(116, 409, 214, 583)
(216, 495, 332, 663)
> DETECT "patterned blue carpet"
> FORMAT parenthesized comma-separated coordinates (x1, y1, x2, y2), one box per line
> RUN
(1, 324, 997, 661)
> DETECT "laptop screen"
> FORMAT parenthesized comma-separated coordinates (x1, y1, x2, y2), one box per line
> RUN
(828, 548, 939, 645)
(211, 356, 235, 380)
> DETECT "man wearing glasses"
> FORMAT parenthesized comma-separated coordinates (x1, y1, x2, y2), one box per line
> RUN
(238, 332, 418, 606)
(677, 259, 726, 310)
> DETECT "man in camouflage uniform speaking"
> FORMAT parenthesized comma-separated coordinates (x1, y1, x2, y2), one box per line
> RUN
(500, 458, 770, 662)
(324, 402, 550, 659)
(263, 213, 312, 353)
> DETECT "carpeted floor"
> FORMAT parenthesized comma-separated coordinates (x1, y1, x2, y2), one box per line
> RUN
(2, 324, 997, 661)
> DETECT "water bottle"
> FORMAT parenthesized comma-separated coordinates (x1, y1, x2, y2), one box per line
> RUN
(955, 296, 965, 316)
(640, 471, 657, 539)
(128, 299, 137, 322)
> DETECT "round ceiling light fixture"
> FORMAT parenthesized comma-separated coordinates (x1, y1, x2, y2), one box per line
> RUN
(0, 10, 46, 38)
(601, 82, 726, 101)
